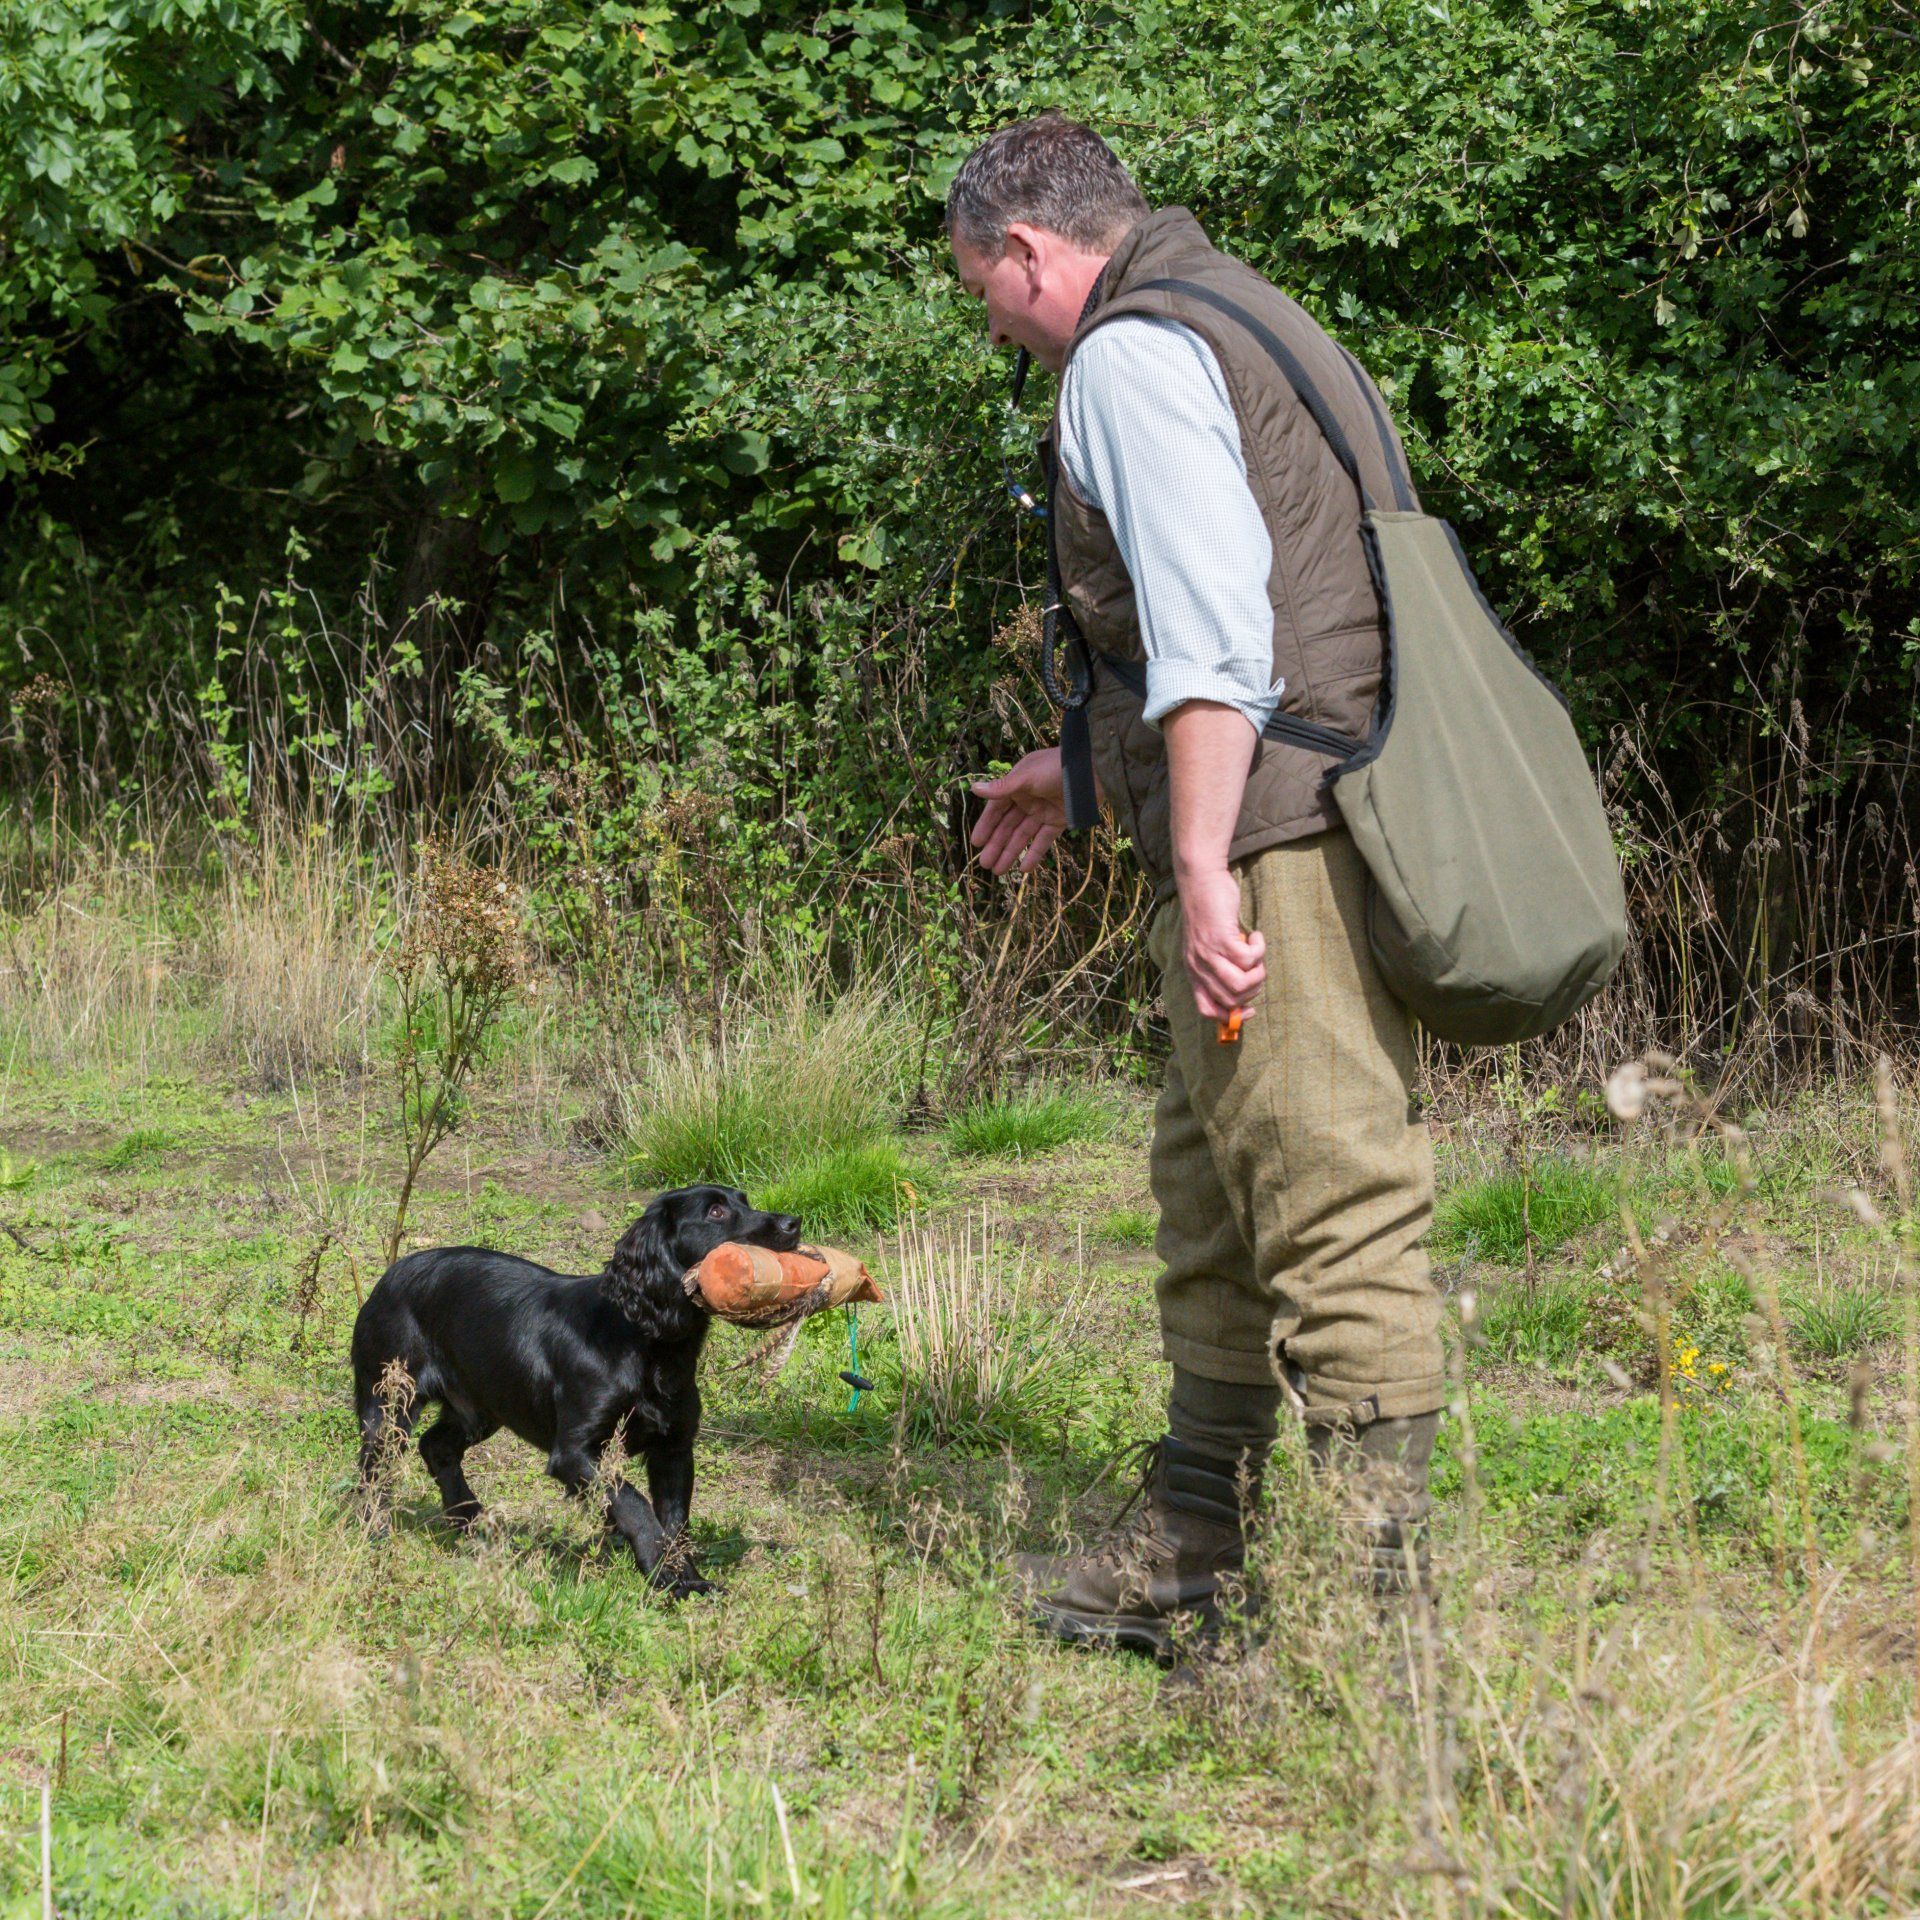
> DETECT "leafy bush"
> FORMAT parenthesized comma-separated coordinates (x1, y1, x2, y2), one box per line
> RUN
(12, 1, 1913, 774)
(1436, 1158, 1619, 1264)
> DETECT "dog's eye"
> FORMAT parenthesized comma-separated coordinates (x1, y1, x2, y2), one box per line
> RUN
(706, 1202, 731, 1221)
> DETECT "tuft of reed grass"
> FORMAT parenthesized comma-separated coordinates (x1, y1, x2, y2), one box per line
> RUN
(97, 1127, 177, 1172)
(1435, 1155, 1618, 1265)
(943, 1085, 1113, 1160)
(619, 975, 909, 1192)
(886, 1209, 1085, 1443)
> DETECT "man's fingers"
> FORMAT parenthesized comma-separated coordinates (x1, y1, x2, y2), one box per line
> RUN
(979, 807, 1045, 875)
(997, 812, 1049, 872)
(1198, 950, 1265, 1000)
(1195, 981, 1262, 1023)
(970, 794, 1013, 849)
(1213, 930, 1263, 972)
(1017, 824, 1061, 871)
(1187, 943, 1266, 1021)
(1192, 975, 1259, 1023)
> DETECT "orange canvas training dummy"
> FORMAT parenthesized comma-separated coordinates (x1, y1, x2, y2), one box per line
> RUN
(681, 1242, 882, 1382)
(682, 1242, 881, 1324)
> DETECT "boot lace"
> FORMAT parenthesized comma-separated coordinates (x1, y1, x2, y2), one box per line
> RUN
(1085, 1438, 1173, 1572)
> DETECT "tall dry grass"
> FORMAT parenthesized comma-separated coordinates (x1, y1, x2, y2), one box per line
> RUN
(887, 1209, 1088, 1443)
(0, 822, 389, 1081)
(11, 567, 1920, 1109)
(1432, 698, 1920, 1111)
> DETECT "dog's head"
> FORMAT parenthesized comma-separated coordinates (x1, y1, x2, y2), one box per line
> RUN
(602, 1186, 802, 1336)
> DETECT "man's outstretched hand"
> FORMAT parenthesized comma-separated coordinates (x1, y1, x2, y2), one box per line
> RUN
(970, 747, 1068, 874)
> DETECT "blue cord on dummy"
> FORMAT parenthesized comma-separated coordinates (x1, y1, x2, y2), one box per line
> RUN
(838, 1307, 873, 1413)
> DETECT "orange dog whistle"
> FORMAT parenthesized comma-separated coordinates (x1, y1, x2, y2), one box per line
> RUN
(1217, 1007, 1244, 1045)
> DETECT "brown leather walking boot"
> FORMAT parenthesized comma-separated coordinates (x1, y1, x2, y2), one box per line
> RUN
(1307, 1411, 1439, 1596)
(1012, 1437, 1260, 1658)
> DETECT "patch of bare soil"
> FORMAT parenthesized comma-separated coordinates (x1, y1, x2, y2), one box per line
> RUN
(1474, 1361, 1640, 1415)
(0, 1121, 111, 1163)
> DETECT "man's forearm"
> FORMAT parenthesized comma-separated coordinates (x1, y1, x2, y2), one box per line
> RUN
(1163, 701, 1257, 887)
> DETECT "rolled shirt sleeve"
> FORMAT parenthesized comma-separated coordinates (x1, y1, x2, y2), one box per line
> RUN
(1057, 315, 1283, 735)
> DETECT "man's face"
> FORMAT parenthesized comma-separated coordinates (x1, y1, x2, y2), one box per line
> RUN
(951, 222, 1107, 375)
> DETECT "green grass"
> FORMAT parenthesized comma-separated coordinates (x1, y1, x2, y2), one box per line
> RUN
(97, 1125, 177, 1171)
(944, 1087, 1113, 1159)
(1474, 1272, 1593, 1365)
(8, 987, 1920, 1916)
(1100, 1206, 1158, 1248)
(1435, 1154, 1619, 1264)
(1787, 1282, 1896, 1359)
(760, 1139, 926, 1236)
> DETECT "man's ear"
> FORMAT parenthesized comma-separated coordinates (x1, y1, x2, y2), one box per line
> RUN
(1002, 222, 1047, 287)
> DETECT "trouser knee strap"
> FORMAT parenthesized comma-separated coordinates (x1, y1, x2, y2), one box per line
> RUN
(1299, 1394, 1382, 1434)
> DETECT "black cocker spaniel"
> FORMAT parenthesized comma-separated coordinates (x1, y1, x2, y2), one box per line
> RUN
(351, 1185, 799, 1595)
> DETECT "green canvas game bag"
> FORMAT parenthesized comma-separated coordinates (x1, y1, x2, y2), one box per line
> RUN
(1124, 280, 1629, 1046)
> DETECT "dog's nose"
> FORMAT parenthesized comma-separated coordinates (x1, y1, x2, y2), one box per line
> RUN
(775, 1214, 801, 1247)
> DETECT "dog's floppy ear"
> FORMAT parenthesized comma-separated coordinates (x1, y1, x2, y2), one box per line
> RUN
(602, 1202, 703, 1338)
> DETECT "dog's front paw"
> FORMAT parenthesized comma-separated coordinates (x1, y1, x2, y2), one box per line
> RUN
(657, 1565, 716, 1601)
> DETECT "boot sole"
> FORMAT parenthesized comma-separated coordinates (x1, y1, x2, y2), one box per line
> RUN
(1028, 1596, 1219, 1661)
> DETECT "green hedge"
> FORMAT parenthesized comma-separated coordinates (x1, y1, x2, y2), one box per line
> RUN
(3, 1, 1915, 855)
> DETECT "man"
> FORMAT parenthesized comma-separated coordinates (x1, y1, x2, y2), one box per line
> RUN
(949, 114, 1443, 1656)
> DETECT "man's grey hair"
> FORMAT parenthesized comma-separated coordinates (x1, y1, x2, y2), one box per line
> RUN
(945, 113, 1150, 257)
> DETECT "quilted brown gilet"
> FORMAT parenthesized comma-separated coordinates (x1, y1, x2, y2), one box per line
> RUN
(1049, 207, 1414, 897)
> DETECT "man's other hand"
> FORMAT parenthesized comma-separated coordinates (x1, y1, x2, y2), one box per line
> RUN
(1179, 866, 1266, 1023)
(970, 748, 1068, 874)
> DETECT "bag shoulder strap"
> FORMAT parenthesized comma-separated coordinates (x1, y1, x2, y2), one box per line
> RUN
(1094, 649, 1364, 761)
(1128, 278, 1416, 514)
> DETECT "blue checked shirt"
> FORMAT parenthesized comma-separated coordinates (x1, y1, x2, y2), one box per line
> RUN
(1057, 316, 1283, 735)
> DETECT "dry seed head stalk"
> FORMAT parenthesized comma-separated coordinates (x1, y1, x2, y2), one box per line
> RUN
(9, 673, 62, 750)
(1876, 1053, 1912, 1217)
(657, 784, 725, 839)
(360, 1357, 417, 1524)
(398, 837, 522, 993)
(989, 602, 1043, 657)
(588, 1414, 633, 1508)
